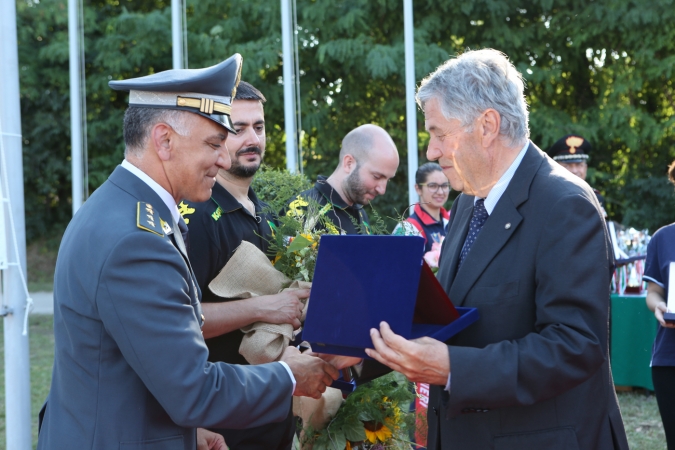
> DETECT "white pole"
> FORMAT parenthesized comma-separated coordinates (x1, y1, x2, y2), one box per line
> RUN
(0, 0, 32, 448)
(172, 0, 184, 70)
(404, 0, 418, 210)
(69, 0, 83, 215)
(281, 0, 298, 173)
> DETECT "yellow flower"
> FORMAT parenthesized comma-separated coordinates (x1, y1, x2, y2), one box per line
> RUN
(364, 421, 393, 443)
(345, 441, 352, 450)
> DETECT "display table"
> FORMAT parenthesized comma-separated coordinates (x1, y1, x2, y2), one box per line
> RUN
(610, 293, 658, 391)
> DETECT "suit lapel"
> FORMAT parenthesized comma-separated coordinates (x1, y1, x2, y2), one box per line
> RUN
(437, 196, 473, 291)
(450, 200, 523, 306)
(446, 143, 545, 306)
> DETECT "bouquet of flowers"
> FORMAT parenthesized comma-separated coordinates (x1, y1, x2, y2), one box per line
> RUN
(301, 372, 416, 450)
(267, 199, 339, 284)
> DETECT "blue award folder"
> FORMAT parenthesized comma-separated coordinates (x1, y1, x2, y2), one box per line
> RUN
(303, 235, 479, 359)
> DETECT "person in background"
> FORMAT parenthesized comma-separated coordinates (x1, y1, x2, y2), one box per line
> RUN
(285, 124, 399, 235)
(643, 159, 675, 449)
(396, 162, 450, 253)
(547, 134, 607, 217)
(181, 81, 306, 450)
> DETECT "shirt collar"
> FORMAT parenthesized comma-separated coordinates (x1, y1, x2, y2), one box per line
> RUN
(121, 159, 180, 223)
(210, 181, 262, 214)
(414, 203, 449, 225)
(477, 141, 529, 215)
(315, 175, 363, 211)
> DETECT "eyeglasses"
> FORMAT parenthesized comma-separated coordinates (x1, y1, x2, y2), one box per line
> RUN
(418, 183, 451, 193)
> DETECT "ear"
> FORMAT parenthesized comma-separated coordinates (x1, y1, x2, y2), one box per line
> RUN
(342, 154, 357, 174)
(414, 184, 423, 196)
(479, 109, 501, 148)
(151, 123, 174, 161)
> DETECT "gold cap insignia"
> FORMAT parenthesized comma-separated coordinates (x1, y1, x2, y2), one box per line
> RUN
(566, 136, 584, 154)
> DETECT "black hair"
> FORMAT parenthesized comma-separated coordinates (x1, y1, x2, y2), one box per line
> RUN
(416, 162, 443, 185)
(234, 81, 266, 103)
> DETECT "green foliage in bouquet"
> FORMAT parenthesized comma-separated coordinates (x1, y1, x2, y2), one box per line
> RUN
(267, 197, 339, 283)
(251, 165, 313, 213)
(302, 372, 416, 450)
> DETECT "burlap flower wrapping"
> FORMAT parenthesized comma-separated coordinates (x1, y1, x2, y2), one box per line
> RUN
(207, 241, 310, 364)
(294, 386, 344, 446)
(207, 241, 341, 428)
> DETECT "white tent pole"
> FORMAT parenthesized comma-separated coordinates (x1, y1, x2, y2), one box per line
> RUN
(0, 0, 32, 448)
(69, 0, 84, 215)
(281, 0, 298, 173)
(404, 0, 419, 210)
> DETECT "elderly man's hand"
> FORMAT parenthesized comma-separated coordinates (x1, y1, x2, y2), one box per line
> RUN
(196, 428, 227, 450)
(365, 321, 450, 386)
(281, 347, 340, 399)
(307, 352, 363, 370)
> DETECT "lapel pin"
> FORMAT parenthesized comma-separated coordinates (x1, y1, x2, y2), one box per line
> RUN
(505, 223, 511, 229)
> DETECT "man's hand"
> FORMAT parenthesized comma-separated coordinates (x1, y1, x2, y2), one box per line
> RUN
(253, 289, 309, 329)
(366, 321, 450, 386)
(196, 428, 227, 450)
(308, 352, 363, 370)
(281, 347, 339, 399)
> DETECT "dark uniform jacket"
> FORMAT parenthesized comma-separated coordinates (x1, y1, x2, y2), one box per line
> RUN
(428, 144, 628, 450)
(182, 182, 294, 450)
(37, 166, 292, 450)
(286, 175, 371, 235)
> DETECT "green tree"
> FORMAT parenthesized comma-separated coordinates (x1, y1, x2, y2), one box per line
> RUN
(16, 0, 675, 240)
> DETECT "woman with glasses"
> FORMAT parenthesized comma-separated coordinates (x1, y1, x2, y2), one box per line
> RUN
(398, 162, 451, 253)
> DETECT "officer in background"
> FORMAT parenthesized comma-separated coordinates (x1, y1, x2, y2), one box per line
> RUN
(37, 55, 338, 450)
(547, 134, 607, 217)
(285, 124, 399, 234)
(181, 81, 306, 450)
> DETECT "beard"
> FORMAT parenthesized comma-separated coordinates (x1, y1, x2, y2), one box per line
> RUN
(228, 146, 263, 178)
(343, 166, 372, 205)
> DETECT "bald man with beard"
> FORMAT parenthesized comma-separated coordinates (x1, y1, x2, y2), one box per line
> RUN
(286, 124, 399, 235)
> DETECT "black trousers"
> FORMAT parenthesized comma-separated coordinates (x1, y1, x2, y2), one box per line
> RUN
(652, 366, 675, 449)
(209, 399, 295, 450)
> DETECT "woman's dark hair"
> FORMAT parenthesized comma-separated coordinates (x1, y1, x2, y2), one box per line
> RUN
(416, 162, 443, 185)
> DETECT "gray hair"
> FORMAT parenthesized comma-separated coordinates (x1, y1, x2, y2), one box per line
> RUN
(416, 48, 530, 147)
(123, 107, 193, 156)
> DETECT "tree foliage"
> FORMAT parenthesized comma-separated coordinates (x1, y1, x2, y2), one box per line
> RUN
(15, 0, 675, 240)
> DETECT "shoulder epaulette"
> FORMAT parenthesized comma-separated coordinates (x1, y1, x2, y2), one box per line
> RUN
(137, 202, 164, 236)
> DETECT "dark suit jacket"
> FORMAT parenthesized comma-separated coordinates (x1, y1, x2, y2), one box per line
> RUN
(37, 167, 292, 450)
(427, 144, 629, 450)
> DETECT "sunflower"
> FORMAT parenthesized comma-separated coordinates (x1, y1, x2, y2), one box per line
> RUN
(363, 421, 393, 444)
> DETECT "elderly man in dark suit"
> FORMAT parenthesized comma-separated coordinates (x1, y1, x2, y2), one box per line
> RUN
(366, 49, 629, 449)
(37, 54, 338, 450)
